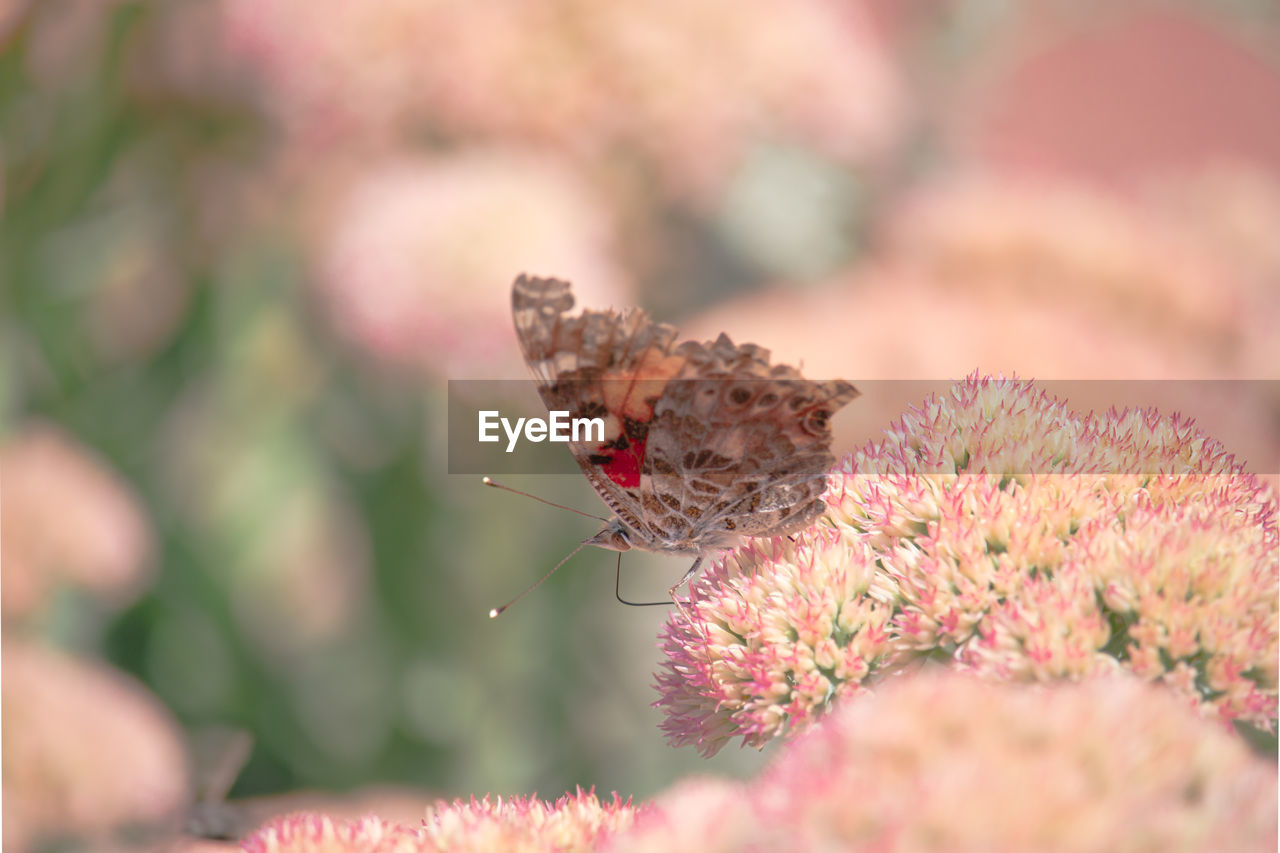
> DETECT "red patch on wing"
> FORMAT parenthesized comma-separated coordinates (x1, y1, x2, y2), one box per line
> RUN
(598, 434, 647, 488)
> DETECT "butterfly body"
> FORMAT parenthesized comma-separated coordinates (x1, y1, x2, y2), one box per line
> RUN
(512, 274, 858, 594)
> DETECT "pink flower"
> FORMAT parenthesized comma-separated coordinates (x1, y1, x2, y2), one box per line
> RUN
(1062, 493, 1279, 723)
(744, 673, 1278, 851)
(601, 778, 754, 853)
(657, 375, 1278, 754)
(420, 788, 638, 852)
(945, 7, 1280, 188)
(243, 790, 636, 852)
(881, 172, 1280, 380)
(0, 1, 26, 43)
(885, 176, 1238, 342)
(623, 674, 1277, 850)
(244, 676, 1277, 852)
(2, 641, 190, 850)
(315, 151, 628, 378)
(220, 0, 902, 202)
(655, 529, 895, 756)
(243, 813, 421, 853)
(1, 422, 154, 619)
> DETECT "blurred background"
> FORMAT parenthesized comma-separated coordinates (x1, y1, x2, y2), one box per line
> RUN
(2, 0, 1278, 847)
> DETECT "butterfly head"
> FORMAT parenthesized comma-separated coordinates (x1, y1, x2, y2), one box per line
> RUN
(583, 519, 634, 552)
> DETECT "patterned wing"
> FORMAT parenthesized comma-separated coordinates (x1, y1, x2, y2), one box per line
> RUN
(636, 334, 859, 551)
(512, 275, 686, 535)
(511, 274, 859, 555)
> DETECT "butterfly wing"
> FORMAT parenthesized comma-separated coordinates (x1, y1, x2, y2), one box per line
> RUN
(640, 334, 859, 550)
(511, 274, 859, 554)
(512, 275, 682, 536)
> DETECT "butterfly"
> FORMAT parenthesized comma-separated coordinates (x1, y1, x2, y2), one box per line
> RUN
(510, 274, 859, 604)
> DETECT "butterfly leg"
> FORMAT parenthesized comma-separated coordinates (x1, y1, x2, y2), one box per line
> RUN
(667, 555, 704, 623)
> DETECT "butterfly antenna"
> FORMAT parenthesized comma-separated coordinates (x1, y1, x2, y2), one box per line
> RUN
(489, 539, 590, 618)
(482, 477, 609, 523)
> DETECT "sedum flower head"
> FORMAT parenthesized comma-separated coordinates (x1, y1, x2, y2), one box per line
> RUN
(601, 778, 753, 853)
(316, 150, 627, 378)
(1, 421, 155, 619)
(750, 673, 1278, 851)
(242, 789, 636, 853)
(655, 528, 896, 754)
(625, 675, 1276, 851)
(242, 813, 422, 852)
(220, 0, 900, 201)
(884, 177, 1240, 344)
(657, 375, 1278, 754)
(421, 788, 638, 853)
(2, 641, 189, 850)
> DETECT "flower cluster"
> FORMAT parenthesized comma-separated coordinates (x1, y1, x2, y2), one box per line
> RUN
(624, 674, 1278, 851)
(654, 528, 896, 754)
(2, 641, 189, 850)
(219, 0, 901, 201)
(243, 814, 422, 853)
(240, 675, 1276, 851)
(315, 151, 627, 377)
(241, 789, 637, 853)
(422, 789, 637, 852)
(885, 177, 1240, 346)
(1, 422, 154, 619)
(657, 375, 1278, 754)
(793, 170, 1275, 386)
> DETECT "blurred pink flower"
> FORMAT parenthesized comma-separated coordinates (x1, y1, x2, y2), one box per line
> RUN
(601, 778, 754, 853)
(892, 177, 1222, 328)
(17, 0, 119, 92)
(688, 165, 1279, 384)
(742, 673, 1277, 851)
(684, 167, 1280, 494)
(220, 0, 902, 201)
(2, 641, 190, 851)
(1150, 166, 1280, 376)
(421, 788, 638, 852)
(883, 173, 1278, 371)
(945, 6, 1280, 186)
(657, 376, 1278, 754)
(244, 788, 637, 853)
(243, 678, 1277, 852)
(242, 813, 421, 853)
(0, 0, 27, 44)
(315, 151, 628, 378)
(0, 421, 154, 618)
(624, 674, 1277, 850)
